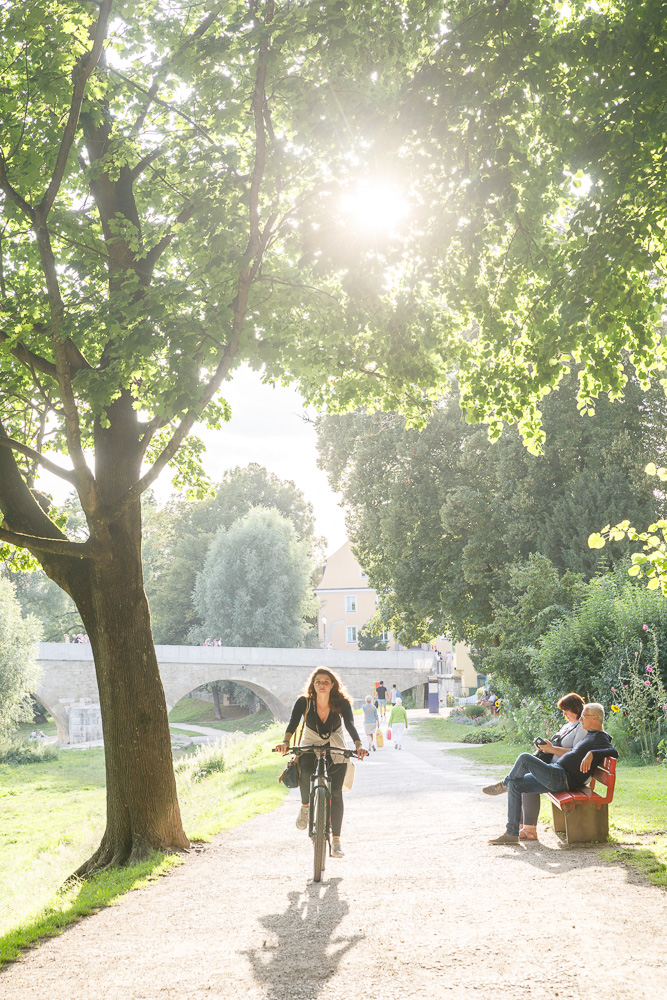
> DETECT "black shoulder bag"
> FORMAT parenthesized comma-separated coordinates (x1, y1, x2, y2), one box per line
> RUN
(279, 701, 308, 788)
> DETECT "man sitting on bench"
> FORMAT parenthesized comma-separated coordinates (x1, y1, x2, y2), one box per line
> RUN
(483, 702, 618, 845)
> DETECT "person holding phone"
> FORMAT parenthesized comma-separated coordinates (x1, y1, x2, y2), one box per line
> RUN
(518, 693, 586, 839)
(483, 701, 618, 845)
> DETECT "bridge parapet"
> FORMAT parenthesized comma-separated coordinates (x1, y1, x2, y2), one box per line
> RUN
(35, 643, 437, 742)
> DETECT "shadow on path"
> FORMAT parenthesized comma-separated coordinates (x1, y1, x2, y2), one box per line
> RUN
(499, 839, 637, 879)
(244, 876, 363, 1000)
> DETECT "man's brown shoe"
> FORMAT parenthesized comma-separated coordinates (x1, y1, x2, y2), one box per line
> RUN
(482, 781, 507, 796)
(489, 832, 519, 845)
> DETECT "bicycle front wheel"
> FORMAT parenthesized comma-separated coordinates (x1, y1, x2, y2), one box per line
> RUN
(313, 786, 327, 882)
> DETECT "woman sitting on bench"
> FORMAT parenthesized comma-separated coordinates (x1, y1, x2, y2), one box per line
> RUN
(519, 691, 586, 841)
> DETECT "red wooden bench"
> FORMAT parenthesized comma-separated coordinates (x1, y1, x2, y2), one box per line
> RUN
(546, 757, 616, 843)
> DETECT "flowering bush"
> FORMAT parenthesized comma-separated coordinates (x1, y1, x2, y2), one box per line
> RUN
(501, 698, 561, 745)
(611, 626, 667, 762)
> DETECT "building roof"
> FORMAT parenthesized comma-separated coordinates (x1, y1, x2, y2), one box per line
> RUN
(314, 540, 375, 594)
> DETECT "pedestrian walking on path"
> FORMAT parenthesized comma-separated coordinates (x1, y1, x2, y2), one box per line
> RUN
(361, 695, 379, 752)
(388, 697, 408, 749)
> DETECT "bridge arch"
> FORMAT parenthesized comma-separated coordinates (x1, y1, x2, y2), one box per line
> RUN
(164, 672, 290, 724)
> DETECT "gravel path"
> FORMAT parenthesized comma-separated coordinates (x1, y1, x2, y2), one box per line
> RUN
(3, 725, 666, 999)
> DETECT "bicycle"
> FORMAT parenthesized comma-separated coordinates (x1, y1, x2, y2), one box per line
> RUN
(274, 743, 359, 882)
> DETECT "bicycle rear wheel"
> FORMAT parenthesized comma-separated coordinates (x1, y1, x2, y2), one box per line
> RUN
(313, 786, 327, 882)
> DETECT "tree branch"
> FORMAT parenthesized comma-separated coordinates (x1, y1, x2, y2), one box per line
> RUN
(141, 200, 197, 275)
(0, 524, 95, 559)
(0, 152, 36, 222)
(0, 329, 59, 380)
(107, 335, 241, 522)
(0, 434, 77, 484)
(130, 146, 165, 181)
(132, 1, 228, 134)
(38, 0, 113, 219)
(109, 67, 214, 142)
(106, 0, 277, 523)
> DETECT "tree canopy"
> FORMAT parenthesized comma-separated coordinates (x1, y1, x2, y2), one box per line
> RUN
(143, 464, 317, 644)
(192, 506, 315, 646)
(374, 0, 667, 446)
(317, 372, 667, 644)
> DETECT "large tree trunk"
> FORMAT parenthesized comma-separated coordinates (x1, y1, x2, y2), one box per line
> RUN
(38, 396, 191, 875)
(71, 544, 189, 875)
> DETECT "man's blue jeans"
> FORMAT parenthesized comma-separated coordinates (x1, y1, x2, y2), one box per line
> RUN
(503, 753, 570, 835)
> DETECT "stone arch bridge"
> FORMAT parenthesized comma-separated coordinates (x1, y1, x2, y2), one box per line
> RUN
(34, 643, 437, 744)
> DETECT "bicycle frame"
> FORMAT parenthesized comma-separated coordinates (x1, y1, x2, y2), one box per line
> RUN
(307, 747, 332, 844)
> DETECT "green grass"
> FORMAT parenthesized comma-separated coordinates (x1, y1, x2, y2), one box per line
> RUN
(192, 710, 274, 734)
(0, 723, 287, 966)
(177, 724, 287, 841)
(412, 717, 506, 748)
(0, 855, 181, 966)
(168, 698, 273, 734)
(414, 717, 667, 887)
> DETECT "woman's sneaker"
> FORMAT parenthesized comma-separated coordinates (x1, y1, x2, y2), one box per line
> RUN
(331, 837, 344, 857)
(296, 805, 308, 830)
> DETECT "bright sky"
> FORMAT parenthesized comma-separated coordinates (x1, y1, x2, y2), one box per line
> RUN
(193, 366, 348, 555)
(36, 364, 348, 557)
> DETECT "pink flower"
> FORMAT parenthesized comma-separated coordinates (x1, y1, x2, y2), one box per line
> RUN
(645, 680, 652, 687)
(611, 686, 617, 693)
(662, 705, 667, 711)
(643, 624, 649, 630)
(647, 666, 654, 673)
(624, 685, 628, 689)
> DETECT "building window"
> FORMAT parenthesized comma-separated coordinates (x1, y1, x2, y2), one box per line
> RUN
(345, 595, 357, 613)
(360, 570, 367, 579)
(380, 630, 390, 642)
(346, 626, 357, 644)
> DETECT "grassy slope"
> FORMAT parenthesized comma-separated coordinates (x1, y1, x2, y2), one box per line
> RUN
(169, 698, 274, 734)
(414, 717, 667, 886)
(0, 724, 287, 965)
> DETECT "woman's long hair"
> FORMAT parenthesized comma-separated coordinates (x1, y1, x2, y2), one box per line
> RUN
(305, 668, 352, 713)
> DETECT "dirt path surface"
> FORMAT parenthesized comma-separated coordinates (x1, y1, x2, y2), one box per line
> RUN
(3, 725, 666, 999)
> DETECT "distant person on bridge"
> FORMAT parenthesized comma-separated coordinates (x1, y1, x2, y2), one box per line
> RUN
(362, 695, 380, 752)
(376, 681, 388, 717)
(275, 668, 368, 858)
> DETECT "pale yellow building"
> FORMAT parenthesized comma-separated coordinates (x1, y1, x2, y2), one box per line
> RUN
(314, 541, 387, 650)
(314, 541, 478, 692)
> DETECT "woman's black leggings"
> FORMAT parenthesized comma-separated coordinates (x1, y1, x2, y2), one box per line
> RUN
(298, 754, 346, 837)
(522, 792, 541, 826)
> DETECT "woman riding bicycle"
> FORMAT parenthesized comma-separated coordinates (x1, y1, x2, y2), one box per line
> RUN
(276, 668, 368, 858)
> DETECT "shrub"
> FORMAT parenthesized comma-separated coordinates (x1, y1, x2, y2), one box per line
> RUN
(532, 571, 667, 703)
(0, 740, 58, 764)
(502, 699, 560, 745)
(463, 705, 486, 719)
(607, 627, 667, 763)
(174, 742, 225, 783)
(461, 730, 504, 744)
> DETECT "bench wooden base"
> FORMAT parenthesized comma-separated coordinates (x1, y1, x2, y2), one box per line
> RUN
(550, 800, 609, 843)
(546, 757, 616, 844)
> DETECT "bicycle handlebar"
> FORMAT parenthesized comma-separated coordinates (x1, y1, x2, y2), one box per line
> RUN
(272, 743, 360, 759)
